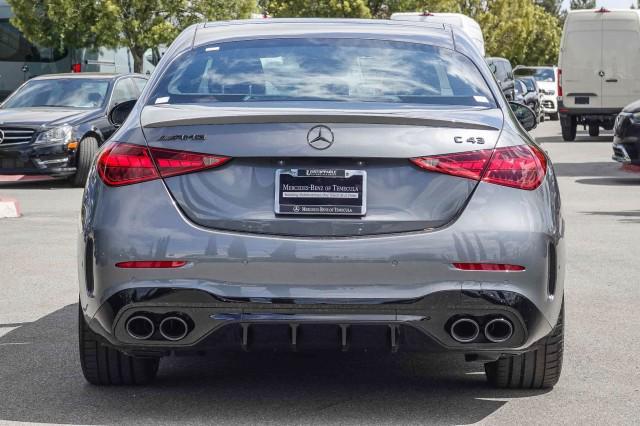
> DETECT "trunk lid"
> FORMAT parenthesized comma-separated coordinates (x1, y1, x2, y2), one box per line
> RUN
(141, 104, 503, 237)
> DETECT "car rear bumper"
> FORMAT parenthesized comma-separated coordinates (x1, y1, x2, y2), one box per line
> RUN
(79, 165, 565, 355)
(540, 96, 557, 113)
(0, 143, 77, 176)
(85, 287, 553, 357)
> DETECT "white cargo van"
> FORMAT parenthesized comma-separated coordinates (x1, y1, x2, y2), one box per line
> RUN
(559, 8, 640, 140)
(390, 12, 485, 56)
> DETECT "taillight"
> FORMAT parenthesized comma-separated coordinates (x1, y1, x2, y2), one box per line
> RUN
(410, 144, 547, 191)
(557, 69, 562, 98)
(115, 261, 187, 268)
(97, 142, 230, 186)
(71, 63, 81, 73)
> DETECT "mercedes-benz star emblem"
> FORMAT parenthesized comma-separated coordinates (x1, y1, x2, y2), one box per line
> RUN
(0, 129, 4, 144)
(306, 125, 334, 150)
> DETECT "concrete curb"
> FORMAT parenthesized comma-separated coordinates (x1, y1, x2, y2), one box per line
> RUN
(0, 197, 20, 218)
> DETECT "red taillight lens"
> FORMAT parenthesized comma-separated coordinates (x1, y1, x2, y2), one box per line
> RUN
(71, 63, 81, 73)
(410, 145, 547, 191)
(97, 142, 230, 186)
(115, 261, 187, 268)
(452, 263, 525, 271)
(410, 150, 492, 181)
(557, 68, 562, 98)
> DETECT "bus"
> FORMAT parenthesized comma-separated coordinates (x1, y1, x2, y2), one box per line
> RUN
(0, 1, 160, 100)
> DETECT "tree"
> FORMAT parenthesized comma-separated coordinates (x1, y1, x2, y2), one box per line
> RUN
(569, 0, 596, 9)
(8, 0, 256, 73)
(536, 0, 562, 16)
(260, 0, 371, 17)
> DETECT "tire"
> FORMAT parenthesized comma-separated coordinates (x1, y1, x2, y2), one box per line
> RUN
(550, 112, 559, 121)
(561, 117, 577, 141)
(79, 303, 159, 385)
(71, 136, 99, 187)
(588, 124, 600, 137)
(484, 301, 564, 389)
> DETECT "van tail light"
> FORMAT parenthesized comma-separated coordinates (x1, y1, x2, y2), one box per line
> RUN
(71, 63, 81, 73)
(452, 263, 525, 271)
(410, 144, 547, 191)
(557, 68, 562, 99)
(116, 260, 188, 268)
(97, 142, 230, 186)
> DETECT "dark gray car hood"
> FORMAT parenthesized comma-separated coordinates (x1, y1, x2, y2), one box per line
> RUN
(0, 107, 100, 127)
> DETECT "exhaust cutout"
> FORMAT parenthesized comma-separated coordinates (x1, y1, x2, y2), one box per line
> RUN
(450, 318, 480, 343)
(484, 318, 514, 343)
(125, 315, 155, 340)
(159, 316, 189, 341)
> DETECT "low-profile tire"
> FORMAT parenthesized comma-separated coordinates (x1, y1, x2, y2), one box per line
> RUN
(484, 301, 564, 389)
(561, 117, 577, 141)
(550, 112, 559, 121)
(588, 124, 600, 137)
(71, 136, 99, 187)
(78, 303, 159, 385)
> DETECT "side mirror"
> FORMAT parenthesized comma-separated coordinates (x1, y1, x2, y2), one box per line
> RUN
(509, 101, 537, 131)
(488, 63, 497, 74)
(108, 99, 137, 127)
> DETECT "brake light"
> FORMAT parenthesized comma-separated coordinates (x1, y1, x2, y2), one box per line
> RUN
(71, 63, 81, 73)
(410, 145, 547, 191)
(115, 261, 187, 268)
(557, 68, 562, 98)
(595, 7, 610, 13)
(452, 263, 525, 271)
(97, 142, 230, 186)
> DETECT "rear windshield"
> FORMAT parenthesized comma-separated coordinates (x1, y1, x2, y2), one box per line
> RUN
(514, 68, 555, 83)
(148, 38, 496, 108)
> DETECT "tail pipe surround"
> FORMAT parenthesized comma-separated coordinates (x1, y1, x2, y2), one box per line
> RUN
(450, 318, 481, 343)
(484, 318, 514, 343)
(159, 316, 190, 341)
(125, 315, 155, 340)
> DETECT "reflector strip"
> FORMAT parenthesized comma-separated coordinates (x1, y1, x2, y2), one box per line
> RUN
(115, 261, 188, 268)
(452, 263, 525, 271)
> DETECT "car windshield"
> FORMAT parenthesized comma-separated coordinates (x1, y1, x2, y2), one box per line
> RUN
(149, 38, 496, 108)
(521, 79, 536, 91)
(2, 78, 110, 109)
(515, 68, 555, 83)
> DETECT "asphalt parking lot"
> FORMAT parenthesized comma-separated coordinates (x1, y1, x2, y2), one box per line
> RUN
(0, 120, 639, 425)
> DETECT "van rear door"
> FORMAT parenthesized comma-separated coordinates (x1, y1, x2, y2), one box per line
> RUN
(561, 13, 603, 109)
(601, 11, 640, 109)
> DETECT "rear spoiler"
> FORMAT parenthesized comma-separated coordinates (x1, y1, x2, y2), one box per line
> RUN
(141, 105, 501, 131)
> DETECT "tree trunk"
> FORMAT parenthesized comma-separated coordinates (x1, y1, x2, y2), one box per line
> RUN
(131, 46, 145, 74)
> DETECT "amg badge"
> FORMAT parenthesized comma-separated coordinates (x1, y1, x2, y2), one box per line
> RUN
(158, 134, 206, 142)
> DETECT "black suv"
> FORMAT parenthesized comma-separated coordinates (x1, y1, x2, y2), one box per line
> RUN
(486, 57, 515, 101)
(0, 73, 147, 186)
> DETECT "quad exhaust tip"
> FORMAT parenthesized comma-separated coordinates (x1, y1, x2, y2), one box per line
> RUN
(159, 316, 189, 341)
(125, 315, 155, 340)
(450, 318, 480, 343)
(484, 318, 514, 343)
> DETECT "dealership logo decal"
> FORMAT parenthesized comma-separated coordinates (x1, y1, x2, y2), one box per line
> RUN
(307, 125, 334, 150)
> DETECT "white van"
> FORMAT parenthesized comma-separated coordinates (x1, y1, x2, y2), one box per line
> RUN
(559, 8, 640, 140)
(390, 12, 485, 56)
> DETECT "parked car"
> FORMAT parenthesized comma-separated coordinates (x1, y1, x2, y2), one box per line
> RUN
(518, 77, 544, 122)
(612, 99, 640, 164)
(0, 73, 147, 186)
(78, 19, 563, 389)
(514, 66, 559, 120)
(559, 8, 640, 140)
(514, 79, 527, 104)
(486, 57, 515, 101)
(390, 11, 485, 56)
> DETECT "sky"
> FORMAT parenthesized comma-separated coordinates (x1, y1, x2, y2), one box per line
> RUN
(561, 0, 637, 10)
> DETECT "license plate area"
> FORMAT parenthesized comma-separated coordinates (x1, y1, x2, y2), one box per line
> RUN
(275, 169, 366, 216)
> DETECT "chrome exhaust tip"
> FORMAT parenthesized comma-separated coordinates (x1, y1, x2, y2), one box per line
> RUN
(159, 316, 189, 341)
(484, 318, 514, 343)
(450, 318, 480, 343)
(125, 315, 155, 340)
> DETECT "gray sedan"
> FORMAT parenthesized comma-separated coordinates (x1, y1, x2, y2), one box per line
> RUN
(78, 19, 563, 389)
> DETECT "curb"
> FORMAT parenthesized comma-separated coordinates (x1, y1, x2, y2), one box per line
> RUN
(0, 197, 21, 218)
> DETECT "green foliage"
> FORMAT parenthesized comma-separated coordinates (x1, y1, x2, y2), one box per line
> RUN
(569, 0, 596, 9)
(8, 0, 256, 72)
(260, 0, 371, 17)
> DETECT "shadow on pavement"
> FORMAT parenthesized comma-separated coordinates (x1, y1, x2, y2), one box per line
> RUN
(583, 210, 640, 224)
(552, 162, 625, 178)
(0, 304, 549, 425)
(0, 178, 71, 190)
(536, 134, 613, 144)
(574, 177, 640, 186)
